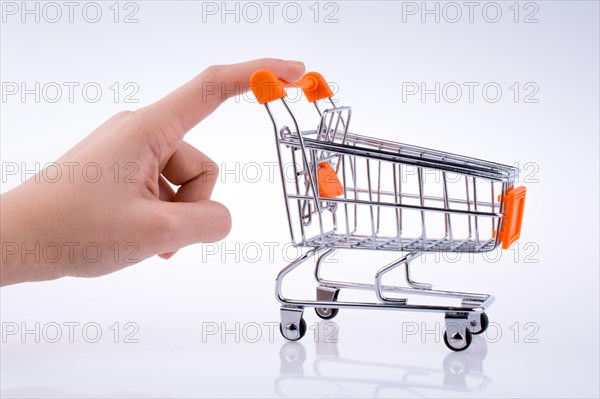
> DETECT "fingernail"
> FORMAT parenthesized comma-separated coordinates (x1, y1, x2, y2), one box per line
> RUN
(159, 252, 175, 260)
(286, 60, 304, 65)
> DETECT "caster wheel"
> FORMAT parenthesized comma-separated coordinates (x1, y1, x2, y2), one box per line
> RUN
(471, 313, 489, 335)
(315, 306, 339, 320)
(280, 318, 307, 342)
(443, 327, 473, 352)
(315, 290, 340, 320)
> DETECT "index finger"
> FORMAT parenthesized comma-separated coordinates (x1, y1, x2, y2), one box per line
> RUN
(140, 58, 305, 144)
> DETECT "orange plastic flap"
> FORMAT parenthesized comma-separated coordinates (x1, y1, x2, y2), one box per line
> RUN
(500, 186, 527, 249)
(317, 162, 344, 198)
(299, 72, 333, 103)
(249, 69, 287, 104)
(249, 70, 333, 104)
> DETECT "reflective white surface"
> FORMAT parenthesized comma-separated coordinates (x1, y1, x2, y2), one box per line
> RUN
(1, 250, 599, 397)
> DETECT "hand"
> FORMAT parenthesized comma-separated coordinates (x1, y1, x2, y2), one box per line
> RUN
(0, 58, 306, 286)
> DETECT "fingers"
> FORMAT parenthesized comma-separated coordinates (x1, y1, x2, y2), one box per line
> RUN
(158, 142, 218, 259)
(160, 141, 218, 202)
(140, 58, 303, 257)
(140, 58, 305, 146)
(155, 200, 232, 253)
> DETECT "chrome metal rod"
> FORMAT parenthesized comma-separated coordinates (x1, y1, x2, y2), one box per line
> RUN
(287, 194, 502, 218)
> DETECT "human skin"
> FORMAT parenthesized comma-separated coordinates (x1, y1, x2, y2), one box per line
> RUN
(0, 58, 305, 286)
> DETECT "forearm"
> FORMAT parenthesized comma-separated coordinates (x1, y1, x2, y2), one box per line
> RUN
(0, 189, 62, 286)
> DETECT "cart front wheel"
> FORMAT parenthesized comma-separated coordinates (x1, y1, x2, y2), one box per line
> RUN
(280, 318, 307, 342)
(471, 312, 489, 335)
(443, 328, 473, 352)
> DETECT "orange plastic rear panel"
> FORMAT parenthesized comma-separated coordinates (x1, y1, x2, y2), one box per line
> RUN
(317, 162, 344, 198)
(500, 186, 527, 249)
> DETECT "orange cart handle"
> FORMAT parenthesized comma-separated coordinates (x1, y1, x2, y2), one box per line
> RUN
(249, 69, 334, 104)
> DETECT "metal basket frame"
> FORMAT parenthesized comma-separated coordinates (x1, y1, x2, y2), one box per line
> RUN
(253, 71, 524, 351)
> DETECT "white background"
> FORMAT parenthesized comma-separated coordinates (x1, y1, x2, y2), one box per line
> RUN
(1, 1, 599, 397)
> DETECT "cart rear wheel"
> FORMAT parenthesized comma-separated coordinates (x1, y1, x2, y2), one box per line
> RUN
(471, 313, 489, 335)
(315, 306, 339, 320)
(443, 328, 473, 352)
(315, 289, 340, 320)
(280, 318, 307, 342)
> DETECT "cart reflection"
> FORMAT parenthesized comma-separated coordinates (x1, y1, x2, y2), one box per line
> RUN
(275, 325, 491, 397)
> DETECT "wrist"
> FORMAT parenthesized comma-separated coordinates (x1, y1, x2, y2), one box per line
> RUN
(1, 189, 63, 286)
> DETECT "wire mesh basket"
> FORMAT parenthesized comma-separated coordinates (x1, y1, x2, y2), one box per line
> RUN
(250, 69, 527, 351)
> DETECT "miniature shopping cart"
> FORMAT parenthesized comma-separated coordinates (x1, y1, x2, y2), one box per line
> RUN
(250, 70, 527, 351)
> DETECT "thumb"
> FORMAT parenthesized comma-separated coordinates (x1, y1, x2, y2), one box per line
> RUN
(155, 200, 231, 254)
(140, 58, 305, 149)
